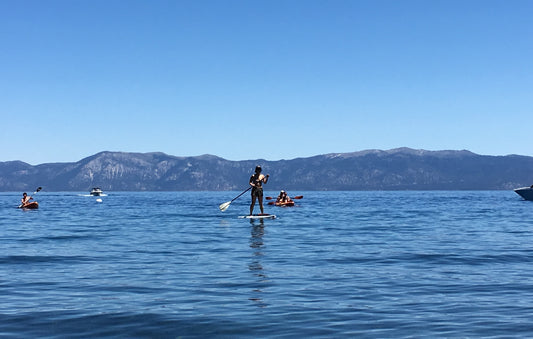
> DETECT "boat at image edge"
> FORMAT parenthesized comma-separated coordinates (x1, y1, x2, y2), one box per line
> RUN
(90, 187, 103, 196)
(514, 187, 533, 201)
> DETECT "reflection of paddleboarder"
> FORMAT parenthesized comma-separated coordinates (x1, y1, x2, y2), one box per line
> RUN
(249, 166, 269, 215)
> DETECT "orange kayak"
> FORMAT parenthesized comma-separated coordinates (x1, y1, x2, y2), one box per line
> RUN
(268, 201, 295, 207)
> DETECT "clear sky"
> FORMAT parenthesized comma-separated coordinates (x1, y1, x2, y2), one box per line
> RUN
(1, 0, 532, 165)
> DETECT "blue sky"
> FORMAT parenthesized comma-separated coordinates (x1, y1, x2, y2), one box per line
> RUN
(1, 0, 532, 165)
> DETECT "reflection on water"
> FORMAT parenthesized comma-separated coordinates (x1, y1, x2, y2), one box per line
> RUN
(249, 221, 268, 307)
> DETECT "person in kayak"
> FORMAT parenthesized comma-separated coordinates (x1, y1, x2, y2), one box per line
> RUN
(276, 190, 292, 203)
(249, 165, 269, 215)
(20, 192, 33, 207)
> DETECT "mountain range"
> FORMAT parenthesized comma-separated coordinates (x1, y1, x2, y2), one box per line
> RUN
(1, 148, 533, 191)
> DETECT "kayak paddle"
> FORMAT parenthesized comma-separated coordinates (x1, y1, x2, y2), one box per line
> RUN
(266, 195, 303, 200)
(18, 186, 42, 208)
(219, 187, 252, 212)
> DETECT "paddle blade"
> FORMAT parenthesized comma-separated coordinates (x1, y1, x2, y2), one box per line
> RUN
(267, 201, 275, 205)
(293, 195, 303, 199)
(36, 187, 42, 193)
(219, 201, 231, 212)
(265, 196, 274, 200)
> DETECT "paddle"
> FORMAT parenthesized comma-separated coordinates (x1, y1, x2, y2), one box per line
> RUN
(219, 187, 252, 212)
(266, 195, 303, 200)
(18, 186, 42, 208)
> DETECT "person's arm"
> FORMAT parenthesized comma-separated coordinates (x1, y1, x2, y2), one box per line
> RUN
(263, 174, 269, 184)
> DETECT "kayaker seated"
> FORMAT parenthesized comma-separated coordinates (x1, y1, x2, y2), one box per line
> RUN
(21, 192, 33, 207)
(276, 190, 292, 203)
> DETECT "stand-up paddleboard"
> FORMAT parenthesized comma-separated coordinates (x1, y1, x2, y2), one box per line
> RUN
(239, 214, 276, 220)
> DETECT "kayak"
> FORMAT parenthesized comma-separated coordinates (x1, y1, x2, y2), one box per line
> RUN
(20, 202, 39, 209)
(266, 195, 303, 207)
(268, 201, 295, 207)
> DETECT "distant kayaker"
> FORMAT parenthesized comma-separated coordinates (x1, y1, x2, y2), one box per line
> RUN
(249, 165, 269, 215)
(276, 190, 292, 203)
(20, 192, 33, 207)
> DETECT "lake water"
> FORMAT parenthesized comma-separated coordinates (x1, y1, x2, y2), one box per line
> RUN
(1, 191, 533, 338)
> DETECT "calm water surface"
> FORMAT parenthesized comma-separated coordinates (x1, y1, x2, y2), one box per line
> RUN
(1, 191, 533, 338)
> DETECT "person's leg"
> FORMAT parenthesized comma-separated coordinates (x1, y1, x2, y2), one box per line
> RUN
(250, 195, 256, 215)
(258, 193, 264, 214)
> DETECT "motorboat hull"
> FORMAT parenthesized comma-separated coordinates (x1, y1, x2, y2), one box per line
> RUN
(90, 188, 103, 196)
(514, 187, 533, 201)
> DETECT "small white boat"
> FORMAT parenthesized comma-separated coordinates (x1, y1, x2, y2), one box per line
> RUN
(90, 187, 103, 196)
(514, 186, 533, 201)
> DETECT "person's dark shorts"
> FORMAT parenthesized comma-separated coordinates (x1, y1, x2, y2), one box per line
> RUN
(251, 187, 263, 198)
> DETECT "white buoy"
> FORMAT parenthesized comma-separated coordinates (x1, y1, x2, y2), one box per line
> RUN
(96, 198, 103, 203)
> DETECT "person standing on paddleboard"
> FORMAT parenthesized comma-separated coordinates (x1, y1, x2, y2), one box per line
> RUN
(249, 165, 269, 215)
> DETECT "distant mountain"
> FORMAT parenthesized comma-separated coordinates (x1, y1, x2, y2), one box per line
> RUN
(1, 148, 533, 191)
